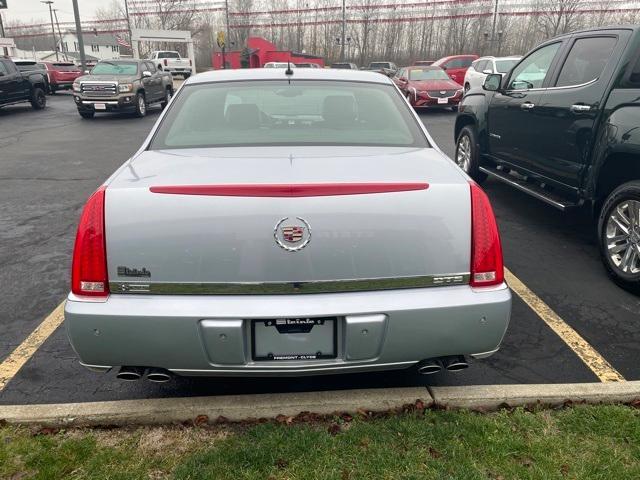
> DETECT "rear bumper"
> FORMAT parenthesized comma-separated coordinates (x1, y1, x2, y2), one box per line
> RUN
(65, 283, 511, 377)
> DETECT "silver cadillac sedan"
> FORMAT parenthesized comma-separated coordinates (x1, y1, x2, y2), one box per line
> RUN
(65, 68, 511, 382)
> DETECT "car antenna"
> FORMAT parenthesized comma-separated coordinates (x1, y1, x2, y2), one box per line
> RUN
(285, 60, 294, 83)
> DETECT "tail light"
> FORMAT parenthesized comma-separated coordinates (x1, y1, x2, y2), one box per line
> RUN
(469, 182, 504, 287)
(164, 59, 168, 66)
(71, 186, 109, 297)
(189, 59, 192, 66)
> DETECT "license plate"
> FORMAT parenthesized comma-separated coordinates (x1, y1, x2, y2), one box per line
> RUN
(94, 103, 106, 110)
(252, 317, 337, 361)
(437, 97, 448, 104)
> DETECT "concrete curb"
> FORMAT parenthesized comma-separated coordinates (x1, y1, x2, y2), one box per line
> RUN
(0, 387, 429, 427)
(429, 381, 640, 410)
(0, 382, 638, 427)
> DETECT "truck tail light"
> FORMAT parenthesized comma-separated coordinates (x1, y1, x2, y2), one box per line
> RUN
(469, 182, 504, 287)
(71, 186, 109, 297)
(189, 59, 192, 66)
(164, 59, 168, 67)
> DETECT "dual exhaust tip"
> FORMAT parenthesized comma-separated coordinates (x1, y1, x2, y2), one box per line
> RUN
(417, 355, 469, 375)
(116, 366, 172, 383)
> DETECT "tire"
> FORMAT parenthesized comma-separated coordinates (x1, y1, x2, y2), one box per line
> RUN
(78, 110, 95, 119)
(455, 125, 487, 183)
(134, 92, 147, 118)
(597, 181, 640, 293)
(161, 87, 173, 109)
(450, 105, 459, 112)
(30, 87, 46, 110)
(50, 86, 57, 94)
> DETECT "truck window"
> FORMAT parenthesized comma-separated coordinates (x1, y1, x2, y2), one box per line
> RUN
(556, 36, 617, 87)
(508, 42, 561, 90)
(0, 61, 9, 75)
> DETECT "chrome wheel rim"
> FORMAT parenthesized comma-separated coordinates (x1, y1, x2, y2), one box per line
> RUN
(139, 96, 146, 115)
(606, 199, 640, 275)
(456, 134, 471, 172)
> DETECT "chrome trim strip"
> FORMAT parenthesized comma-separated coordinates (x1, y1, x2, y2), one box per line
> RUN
(479, 166, 567, 211)
(504, 77, 598, 93)
(110, 273, 470, 295)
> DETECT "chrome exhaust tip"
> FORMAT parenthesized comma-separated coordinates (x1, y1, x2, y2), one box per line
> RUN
(416, 359, 443, 375)
(147, 367, 172, 383)
(116, 366, 145, 381)
(441, 355, 469, 372)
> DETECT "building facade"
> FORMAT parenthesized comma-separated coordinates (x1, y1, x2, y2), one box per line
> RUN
(59, 31, 121, 61)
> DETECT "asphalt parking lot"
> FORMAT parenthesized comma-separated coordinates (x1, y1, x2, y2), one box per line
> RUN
(1, 91, 639, 406)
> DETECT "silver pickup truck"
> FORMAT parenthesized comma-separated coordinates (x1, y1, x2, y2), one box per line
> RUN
(72, 59, 174, 119)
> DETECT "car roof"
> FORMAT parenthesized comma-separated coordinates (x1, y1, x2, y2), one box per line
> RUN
(187, 68, 394, 85)
(405, 65, 441, 70)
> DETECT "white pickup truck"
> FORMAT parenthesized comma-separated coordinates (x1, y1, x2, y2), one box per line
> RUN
(148, 51, 192, 78)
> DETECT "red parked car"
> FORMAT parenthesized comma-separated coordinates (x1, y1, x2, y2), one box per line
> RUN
(393, 66, 463, 110)
(39, 62, 83, 94)
(432, 54, 478, 85)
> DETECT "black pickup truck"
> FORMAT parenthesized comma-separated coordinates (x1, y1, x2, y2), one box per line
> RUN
(0, 57, 48, 110)
(455, 26, 640, 292)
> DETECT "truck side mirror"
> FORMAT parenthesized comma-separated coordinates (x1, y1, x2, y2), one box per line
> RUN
(483, 73, 502, 92)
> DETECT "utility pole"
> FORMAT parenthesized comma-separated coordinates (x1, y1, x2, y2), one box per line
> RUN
(71, 0, 86, 72)
(0, 13, 5, 39)
(490, 0, 499, 54)
(52, 9, 67, 61)
(41, 1, 59, 61)
(123, 0, 133, 49)
(340, 0, 346, 62)
(225, 0, 230, 49)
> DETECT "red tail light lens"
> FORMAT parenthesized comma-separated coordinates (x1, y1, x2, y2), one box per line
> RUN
(71, 186, 109, 297)
(164, 59, 168, 66)
(469, 182, 504, 287)
(189, 59, 192, 66)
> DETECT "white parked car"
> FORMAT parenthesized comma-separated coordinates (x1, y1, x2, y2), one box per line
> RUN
(463, 56, 521, 92)
(264, 62, 296, 68)
(148, 51, 193, 78)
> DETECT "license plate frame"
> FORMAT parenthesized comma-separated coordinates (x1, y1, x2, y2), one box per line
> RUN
(94, 103, 106, 110)
(251, 317, 338, 361)
(437, 97, 449, 104)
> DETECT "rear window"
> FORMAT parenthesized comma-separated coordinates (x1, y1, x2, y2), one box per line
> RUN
(52, 63, 79, 71)
(150, 80, 429, 150)
(157, 52, 180, 59)
(369, 63, 390, 69)
(495, 59, 519, 73)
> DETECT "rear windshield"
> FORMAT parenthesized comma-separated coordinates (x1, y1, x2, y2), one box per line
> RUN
(52, 63, 79, 71)
(150, 80, 429, 149)
(14, 63, 41, 72)
(369, 62, 390, 69)
(409, 69, 449, 80)
(495, 59, 519, 73)
(331, 63, 352, 69)
(91, 62, 138, 75)
(157, 52, 180, 59)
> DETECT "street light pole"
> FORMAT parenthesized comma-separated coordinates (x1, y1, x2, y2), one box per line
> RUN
(41, 1, 59, 61)
(340, 0, 346, 62)
(225, 0, 230, 49)
(490, 0, 499, 54)
(52, 9, 67, 61)
(71, 0, 86, 72)
(123, 0, 133, 49)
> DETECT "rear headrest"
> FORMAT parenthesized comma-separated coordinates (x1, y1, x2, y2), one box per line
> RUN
(322, 95, 356, 126)
(225, 103, 260, 129)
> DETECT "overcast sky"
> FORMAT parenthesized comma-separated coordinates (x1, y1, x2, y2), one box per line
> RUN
(2, 0, 108, 24)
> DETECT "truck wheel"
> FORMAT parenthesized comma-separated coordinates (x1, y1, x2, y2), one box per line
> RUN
(134, 92, 147, 118)
(598, 181, 640, 293)
(455, 125, 487, 183)
(161, 88, 173, 109)
(78, 110, 94, 119)
(30, 88, 47, 110)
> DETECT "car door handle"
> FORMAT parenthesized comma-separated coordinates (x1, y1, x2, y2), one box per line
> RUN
(570, 104, 591, 113)
(520, 102, 535, 110)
